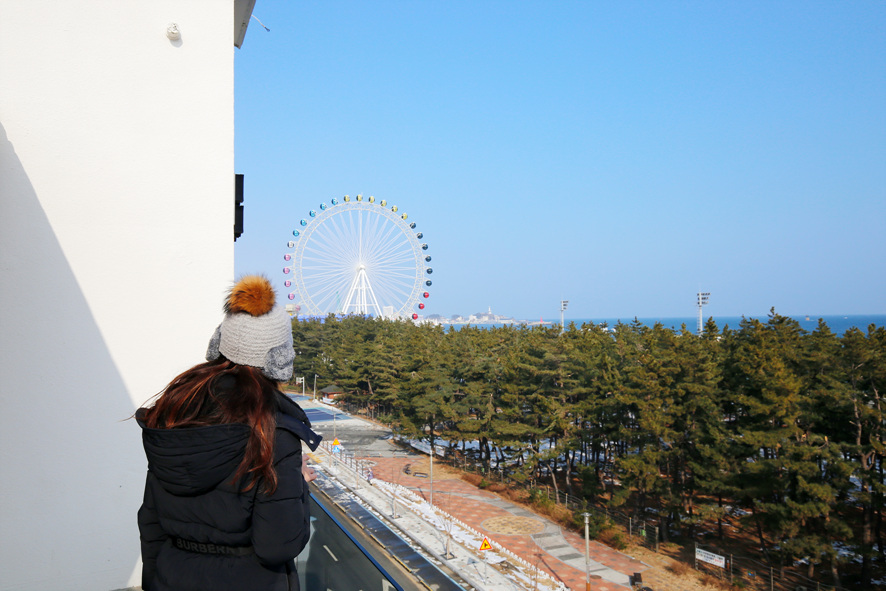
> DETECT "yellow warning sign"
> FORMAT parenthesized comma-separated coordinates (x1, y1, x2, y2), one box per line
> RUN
(332, 438, 340, 446)
(478, 537, 491, 551)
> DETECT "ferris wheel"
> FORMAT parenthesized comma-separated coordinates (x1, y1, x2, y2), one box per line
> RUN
(282, 195, 432, 319)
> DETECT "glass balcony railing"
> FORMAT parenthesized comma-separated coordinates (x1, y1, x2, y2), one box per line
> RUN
(298, 494, 405, 590)
(297, 474, 468, 591)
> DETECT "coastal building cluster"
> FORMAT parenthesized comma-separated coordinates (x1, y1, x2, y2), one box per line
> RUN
(424, 306, 518, 325)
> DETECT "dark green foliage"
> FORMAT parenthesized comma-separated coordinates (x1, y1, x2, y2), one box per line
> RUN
(290, 313, 885, 587)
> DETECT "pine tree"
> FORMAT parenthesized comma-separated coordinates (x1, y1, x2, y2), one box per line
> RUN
(723, 311, 820, 568)
(398, 323, 459, 456)
(447, 325, 514, 470)
(840, 325, 886, 587)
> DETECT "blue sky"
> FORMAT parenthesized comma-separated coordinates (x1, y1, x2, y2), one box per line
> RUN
(234, 1, 885, 321)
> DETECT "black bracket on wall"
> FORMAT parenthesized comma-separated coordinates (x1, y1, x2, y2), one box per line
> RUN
(234, 174, 244, 241)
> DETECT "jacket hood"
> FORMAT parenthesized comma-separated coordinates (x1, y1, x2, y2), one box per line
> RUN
(137, 409, 249, 496)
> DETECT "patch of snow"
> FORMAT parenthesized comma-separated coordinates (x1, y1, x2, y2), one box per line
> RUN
(724, 505, 751, 517)
(833, 541, 863, 564)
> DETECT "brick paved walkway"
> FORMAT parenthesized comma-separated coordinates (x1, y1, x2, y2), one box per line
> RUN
(361, 455, 648, 591)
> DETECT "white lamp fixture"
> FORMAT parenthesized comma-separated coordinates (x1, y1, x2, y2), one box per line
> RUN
(166, 23, 181, 41)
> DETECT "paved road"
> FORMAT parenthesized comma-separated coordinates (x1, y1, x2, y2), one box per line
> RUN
(296, 398, 650, 591)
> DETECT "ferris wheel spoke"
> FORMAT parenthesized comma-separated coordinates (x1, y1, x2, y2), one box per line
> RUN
(364, 235, 414, 264)
(304, 245, 358, 271)
(366, 238, 411, 267)
(372, 259, 419, 275)
(362, 216, 400, 257)
(305, 283, 347, 311)
(313, 219, 360, 266)
(371, 272, 417, 286)
(367, 262, 411, 278)
(304, 264, 353, 282)
(312, 288, 342, 312)
(368, 248, 415, 267)
(316, 214, 356, 258)
(301, 271, 349, 289)
(301, 247, 352, 270)
(374, 282, 413, 303)
(299, 256, 349, 274)
(371, 269, 416, 290)
(300, 265, 350, 290)
(336, 217, 361, 256)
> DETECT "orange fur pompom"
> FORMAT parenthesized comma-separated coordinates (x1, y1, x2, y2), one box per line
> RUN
(225, 275, 276, 316)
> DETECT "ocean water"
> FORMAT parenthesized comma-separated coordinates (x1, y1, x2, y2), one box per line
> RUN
(452, 315, 886, 335)
(582, 315, 886, 335)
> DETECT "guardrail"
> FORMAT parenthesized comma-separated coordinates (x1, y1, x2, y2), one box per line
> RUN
(419, 446, 851, 591)
(315, 440, 570, 591)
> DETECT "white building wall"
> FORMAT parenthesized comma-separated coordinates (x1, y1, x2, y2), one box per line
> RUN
(0, 2, 239, 589)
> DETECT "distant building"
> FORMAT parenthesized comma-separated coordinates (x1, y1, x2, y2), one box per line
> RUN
(320, 384, 344, 403)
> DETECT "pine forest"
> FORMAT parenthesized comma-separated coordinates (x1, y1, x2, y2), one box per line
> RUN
(290, 311, 885, 589)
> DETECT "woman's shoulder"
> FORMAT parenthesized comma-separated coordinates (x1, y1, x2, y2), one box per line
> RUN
(274, 392, 322, 452)
(274, 391, 310, 424)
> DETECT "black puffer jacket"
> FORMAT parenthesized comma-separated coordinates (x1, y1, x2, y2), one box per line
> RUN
(137, 391, 321, 591)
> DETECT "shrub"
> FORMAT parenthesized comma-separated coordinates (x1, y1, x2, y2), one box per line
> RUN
(569, 511, 627, 550)
(597, 526, 627, 550)
(571, 510, 608, 536)
(528, 488, 554, 509)
(501, 487, 529, 503)
(667, 561, 691, 576)
(461, 473, 483, 487)
(699, 573, 731, 589)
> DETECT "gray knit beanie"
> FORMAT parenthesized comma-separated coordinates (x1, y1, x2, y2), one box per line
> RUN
(205, 275, 294, 382)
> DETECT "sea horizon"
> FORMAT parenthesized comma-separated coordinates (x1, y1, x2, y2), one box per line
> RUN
(446, 314, 886, 335)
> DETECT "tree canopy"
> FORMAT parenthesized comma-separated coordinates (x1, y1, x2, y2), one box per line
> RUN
(292, 312, 885, 587)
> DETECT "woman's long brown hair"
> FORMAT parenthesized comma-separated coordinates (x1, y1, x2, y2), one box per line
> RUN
(142, 357, 279, 494)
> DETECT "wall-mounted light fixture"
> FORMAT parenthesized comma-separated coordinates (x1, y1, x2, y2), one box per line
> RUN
(166, 23, 181, 41)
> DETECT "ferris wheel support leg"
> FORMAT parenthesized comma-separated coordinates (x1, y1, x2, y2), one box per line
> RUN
(360, 271, 384, 318)
(341, 270, 361, 314)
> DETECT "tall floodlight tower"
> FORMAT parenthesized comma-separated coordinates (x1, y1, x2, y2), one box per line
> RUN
(560, 299, 569, 335)
(697, 292, 710, 335)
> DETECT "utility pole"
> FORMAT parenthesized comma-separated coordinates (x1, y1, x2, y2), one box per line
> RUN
(429, 413, 434, 508)
(560, 299, 569, 335)
(583, 512, 590, 591)
(697, 292, 710, 335)
(390, 466, 400, 518)
(313, 374, 318, 401)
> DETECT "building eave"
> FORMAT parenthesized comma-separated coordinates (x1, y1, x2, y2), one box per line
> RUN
(234, 0, 256, 48)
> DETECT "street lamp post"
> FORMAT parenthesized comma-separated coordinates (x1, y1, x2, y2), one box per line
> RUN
(560, 299, 569, 335)
(295, 376, 305, 397)
(390, 465, 400, 518)
(583, 512, 590, 591)
(429, 414, 434, 508)
(313, 374, 318, 401)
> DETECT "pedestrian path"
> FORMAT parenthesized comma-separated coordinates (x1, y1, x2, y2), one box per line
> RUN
(310, 443, 647, 589)
(364, 456, 645, 590)
(310, 448, 544, 591)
